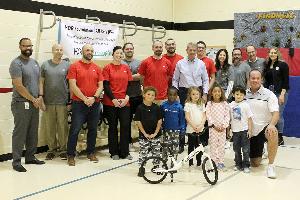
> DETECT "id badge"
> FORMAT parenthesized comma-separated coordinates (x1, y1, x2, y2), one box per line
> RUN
(24, 102, 30, 109)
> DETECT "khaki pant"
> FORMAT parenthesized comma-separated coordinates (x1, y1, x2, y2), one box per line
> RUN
(43, 105, 68, 152)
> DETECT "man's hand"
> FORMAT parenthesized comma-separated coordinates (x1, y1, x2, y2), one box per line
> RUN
(119, 98, 129, 107)
(39, 97, 46, 111)
(265, 124, 277, 138)
(32, 98, 40, 109)
(278, 94, 285, 105)
(112, 99, 121, 107)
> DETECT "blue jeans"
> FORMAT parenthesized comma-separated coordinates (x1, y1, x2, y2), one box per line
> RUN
(275, 92, 288, 134)
(232, 130, 250, 168)
(67, 101, 100, 156)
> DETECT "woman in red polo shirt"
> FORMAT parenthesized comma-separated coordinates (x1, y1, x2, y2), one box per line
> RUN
(103, 46, 133, 160)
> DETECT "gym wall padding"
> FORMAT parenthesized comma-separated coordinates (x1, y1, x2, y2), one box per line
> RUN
(283, 76, 300, 138)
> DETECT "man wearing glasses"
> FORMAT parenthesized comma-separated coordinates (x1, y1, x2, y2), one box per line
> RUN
(9, 38, 45, 172)
(232, 48, 251, 89)
(121, 42, 142, 151)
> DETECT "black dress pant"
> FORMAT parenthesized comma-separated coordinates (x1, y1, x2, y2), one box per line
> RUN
(104, 105, 131, 158)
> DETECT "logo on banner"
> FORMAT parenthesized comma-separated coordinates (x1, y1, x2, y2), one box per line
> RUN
(59, 20, 119, 59)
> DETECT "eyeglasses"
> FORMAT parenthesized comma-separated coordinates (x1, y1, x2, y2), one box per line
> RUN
(21, 45, 33, 48)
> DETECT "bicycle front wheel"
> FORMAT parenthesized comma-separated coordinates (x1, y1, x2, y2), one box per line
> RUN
(141, 156, 168, 184)
(202, 157, 218, 185)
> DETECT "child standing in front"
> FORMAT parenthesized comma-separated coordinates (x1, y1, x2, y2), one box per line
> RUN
(161, 87, 185, 159)
(134, 87, 162, 177)
(184, 86, 206, 167)
(230, 86, 253, 173)
(206, 83, 230, 170)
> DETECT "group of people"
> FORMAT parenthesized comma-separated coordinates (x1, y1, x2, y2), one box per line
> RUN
(9, 37, 289, 180)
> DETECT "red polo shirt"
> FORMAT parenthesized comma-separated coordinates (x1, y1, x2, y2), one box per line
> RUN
(163, 53, 184, 76)
(201, 56, 217, 80)
(138, 56, 172, 100)
(67, 60, 103, 101)
(102, 63, 133, 106)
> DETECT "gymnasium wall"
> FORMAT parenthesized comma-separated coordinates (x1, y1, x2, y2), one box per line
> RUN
(1, 0, 300, 155)
(0, 0, 174, 155)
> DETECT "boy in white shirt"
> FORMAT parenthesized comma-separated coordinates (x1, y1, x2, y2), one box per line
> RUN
(230, 86, 253, 173)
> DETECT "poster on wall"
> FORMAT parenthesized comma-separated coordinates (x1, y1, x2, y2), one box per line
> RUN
(58, 20, 119, 59)
(206, 46, 226, 61)
(234, 10, 300, 48)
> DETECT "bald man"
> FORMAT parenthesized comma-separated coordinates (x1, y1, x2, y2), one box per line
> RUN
(40, 44, 70, 161)
(138, 40, 172, 105)
(66, 44, 103, 166)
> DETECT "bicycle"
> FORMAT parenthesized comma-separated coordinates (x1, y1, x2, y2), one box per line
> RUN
(140, 131, 218, 185)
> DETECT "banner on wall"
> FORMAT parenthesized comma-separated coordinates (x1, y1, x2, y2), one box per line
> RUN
(234, 10, 300, 48)
(58, 20, 119, 59)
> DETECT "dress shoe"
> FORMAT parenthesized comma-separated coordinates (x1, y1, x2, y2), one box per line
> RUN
(25, 159, 45, 165)
(87, 154, 99, 162)
(68, 156, 75, 166)
(59, 152, 67, 160)
(13, 165, 27, 172)
(45, 152, 55, 160)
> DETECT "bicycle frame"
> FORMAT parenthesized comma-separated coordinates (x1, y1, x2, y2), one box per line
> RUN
(153, 143, 213, 173)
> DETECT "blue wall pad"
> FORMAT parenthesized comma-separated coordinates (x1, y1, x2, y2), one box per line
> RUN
(283, 76, 300, 138)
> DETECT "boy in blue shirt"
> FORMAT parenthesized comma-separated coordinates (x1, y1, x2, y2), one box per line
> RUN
(161, 87, 185, 159)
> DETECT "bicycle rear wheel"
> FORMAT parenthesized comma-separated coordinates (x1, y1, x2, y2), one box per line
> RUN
(141, 156, 168, 184)
(202, 157, 218, 185)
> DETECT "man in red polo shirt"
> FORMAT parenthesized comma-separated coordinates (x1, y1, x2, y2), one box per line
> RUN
(138, 40, 172, 105)
(66, 44, 103, 166)
(197, 41, 216, 90)
(163, 38, 184, 85)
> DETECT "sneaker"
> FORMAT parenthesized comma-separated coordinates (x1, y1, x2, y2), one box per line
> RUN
(87, 153, 99, 162)
(217, 163, 227, 171)
(126, 154, 133, 160)
(243, 167, 250, 173)
(59, 152, 67, 160)
(138, 167, 145, 177)
(234, 166, 243, 171)
(67, 156, 75, 166)
(45, 152, 55, 160)
(267, 165, 277, 179)
(112, 155, 120, 160)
